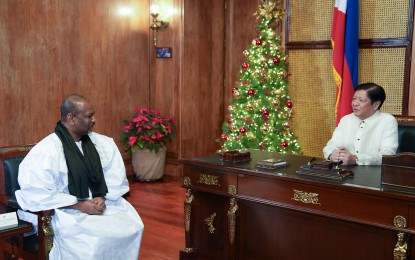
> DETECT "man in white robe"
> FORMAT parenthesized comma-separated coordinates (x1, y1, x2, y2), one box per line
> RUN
(15, 94, 144, 259)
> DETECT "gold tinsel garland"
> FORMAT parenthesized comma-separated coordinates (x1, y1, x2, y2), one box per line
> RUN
(254, 0, 285, 21)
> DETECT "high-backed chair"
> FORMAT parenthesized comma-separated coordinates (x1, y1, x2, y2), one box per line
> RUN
(0, 144, 54, 260)
(396, 116, 415, 153)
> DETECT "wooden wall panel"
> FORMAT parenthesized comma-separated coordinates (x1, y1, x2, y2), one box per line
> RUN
(0, 0, 150, 160)
(147, 0, 227, 175)
(224, 0, 260, 115)
(150, 0, 182, 160)
(179, 0, 226, 158)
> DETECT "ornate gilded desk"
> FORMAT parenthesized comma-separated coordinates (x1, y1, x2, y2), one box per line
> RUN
(180, 150, 415, 260)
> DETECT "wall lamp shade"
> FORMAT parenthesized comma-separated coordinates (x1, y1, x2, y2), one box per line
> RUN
(149, 5, 169, 46)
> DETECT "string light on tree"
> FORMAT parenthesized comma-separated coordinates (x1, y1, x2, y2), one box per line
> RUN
(216, 0, 301, 154)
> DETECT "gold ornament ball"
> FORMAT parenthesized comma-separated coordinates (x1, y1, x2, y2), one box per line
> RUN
(261, 124, 270, 133)
(275, 89, 282, 95)
(268, 30, 276, 39)
(246, 101, 255, 110)
(272, 98, 280, 107)
(232, 90, 240, 99)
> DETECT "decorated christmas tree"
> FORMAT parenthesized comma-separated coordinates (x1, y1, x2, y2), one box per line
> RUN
(217, 0, 301, 154)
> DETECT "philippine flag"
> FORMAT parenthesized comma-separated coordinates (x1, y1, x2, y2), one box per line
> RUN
(331, 0, 359, 125)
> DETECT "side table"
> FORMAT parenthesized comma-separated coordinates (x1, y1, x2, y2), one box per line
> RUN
(0, 205, 33, 260)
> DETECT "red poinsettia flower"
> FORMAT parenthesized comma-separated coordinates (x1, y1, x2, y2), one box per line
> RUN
(128, 136, 137, 147)
(124, 123, 132, 133)
(120, 108, 176, 153)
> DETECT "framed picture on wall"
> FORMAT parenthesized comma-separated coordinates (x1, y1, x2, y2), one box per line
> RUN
(156, 47, 172, 58)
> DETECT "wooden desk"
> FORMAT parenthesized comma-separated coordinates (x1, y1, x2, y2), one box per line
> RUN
(0, 206, 32, 260)
(180, 150, 415, 260)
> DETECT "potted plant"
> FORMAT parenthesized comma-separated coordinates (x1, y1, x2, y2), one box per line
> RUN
(120, 107, 176, 181)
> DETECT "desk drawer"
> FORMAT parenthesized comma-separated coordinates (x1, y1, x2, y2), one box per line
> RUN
(238, 174, 408, 229)
(183, 165, 237, 195)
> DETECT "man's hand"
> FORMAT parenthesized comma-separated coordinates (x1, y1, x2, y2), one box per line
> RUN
(68, 197, 106, 215)
(92, 196, 106, 212)
(328, 147, 357, 165)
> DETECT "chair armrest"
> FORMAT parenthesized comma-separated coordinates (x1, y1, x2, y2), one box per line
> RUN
(0, 195, 9, 206)
(35, 209, 55, 259)
(0, 195, 20, 210)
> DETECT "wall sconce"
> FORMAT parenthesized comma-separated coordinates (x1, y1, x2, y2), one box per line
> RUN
(149, 4, 169, 46)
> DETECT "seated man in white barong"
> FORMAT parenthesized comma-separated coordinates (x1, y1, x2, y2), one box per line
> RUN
(15, 94, 144, 260)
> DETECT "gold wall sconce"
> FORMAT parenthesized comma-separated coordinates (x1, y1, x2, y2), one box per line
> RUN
(149, 4, 169, 46)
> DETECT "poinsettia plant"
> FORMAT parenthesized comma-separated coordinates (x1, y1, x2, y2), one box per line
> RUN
(120, 108, 176, 153)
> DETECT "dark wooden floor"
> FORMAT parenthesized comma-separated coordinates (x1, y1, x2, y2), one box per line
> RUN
(128, 175, 186, 260)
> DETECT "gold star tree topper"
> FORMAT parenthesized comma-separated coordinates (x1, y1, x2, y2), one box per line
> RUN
(254, 0, 285, 21)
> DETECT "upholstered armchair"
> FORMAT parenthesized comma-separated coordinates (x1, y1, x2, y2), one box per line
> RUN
(0, 144, 54, 260)
(396, 116, 415, 153)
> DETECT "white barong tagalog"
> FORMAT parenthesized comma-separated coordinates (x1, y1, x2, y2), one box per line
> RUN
(15, 132, 144, 260)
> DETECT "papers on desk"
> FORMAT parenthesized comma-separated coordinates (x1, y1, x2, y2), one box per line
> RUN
(0, 212, 18, 230)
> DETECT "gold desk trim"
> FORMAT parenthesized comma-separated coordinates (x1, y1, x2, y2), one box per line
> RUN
(291, 189, 321, 205)
(228, 198, 238, 245)
(204, 212, 217, 234)
(184, 189, 194, 232)
(393, 215, 408, 260)
(198, 173, 220, 186)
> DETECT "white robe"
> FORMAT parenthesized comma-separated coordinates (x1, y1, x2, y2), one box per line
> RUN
(15, 132, 144, 260)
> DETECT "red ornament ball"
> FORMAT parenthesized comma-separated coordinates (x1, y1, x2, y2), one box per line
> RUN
(220, 134, 227, 142)
(247, 89, 255, 96)
(262, 108, 270, 116)
(256, 39, 263, 46)
(273, 57, 280, 64)
(239, 127, 247, 134)
(260, 142, 266, 150)
(264, 90, 270, 95)
(286, 101, 293, 108)
(242, 62, 249, 70)
(281, 141, 288, 148)
(261, 77, 267, 83)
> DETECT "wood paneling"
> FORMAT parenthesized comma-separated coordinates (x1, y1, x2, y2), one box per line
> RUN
(0, 0, 149, 158)
(179, 0, 226, 158)
(150, 0, 182, 160)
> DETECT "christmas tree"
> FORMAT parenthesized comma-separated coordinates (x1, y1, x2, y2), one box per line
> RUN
(217, 0, 301, 154)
